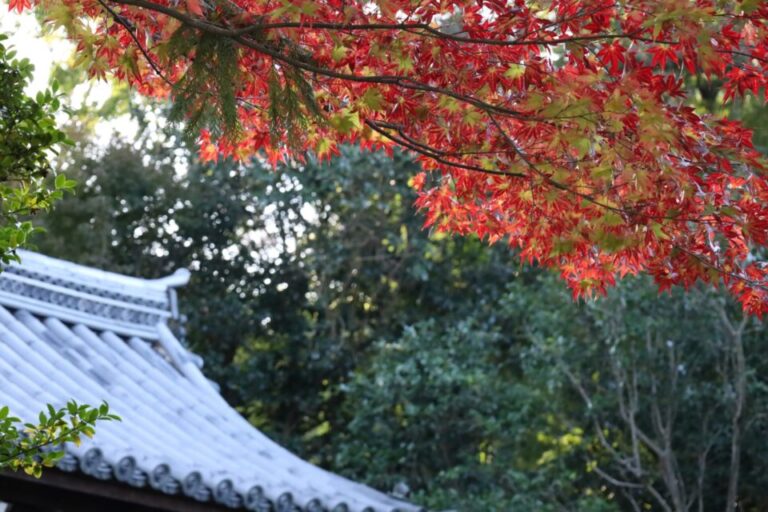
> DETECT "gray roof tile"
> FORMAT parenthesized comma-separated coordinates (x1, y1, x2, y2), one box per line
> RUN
(0, 251, 421, 512)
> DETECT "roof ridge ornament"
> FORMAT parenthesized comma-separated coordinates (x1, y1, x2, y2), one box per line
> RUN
(151, 268, 192, 288)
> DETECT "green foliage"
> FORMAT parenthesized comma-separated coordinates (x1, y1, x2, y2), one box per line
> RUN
(0, 401, 120, 477)
(169, 32, 242, 141)
(0, 34, 75, 264)
(161, 19, 321, 146)
(500, 275, 768, 511)
(335, 274, 768, 511)
(0, 32, 113, 479)
(265, 64, 323, 149)
(335, 319, 619, 511)
(36, 137, 516, 451)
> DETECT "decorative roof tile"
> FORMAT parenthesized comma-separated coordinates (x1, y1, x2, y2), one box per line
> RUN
(0, 251, 421, 512)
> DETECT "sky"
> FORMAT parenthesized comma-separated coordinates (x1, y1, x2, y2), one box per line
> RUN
(2, 9, 69, 94)
(2, 8, 138, 144)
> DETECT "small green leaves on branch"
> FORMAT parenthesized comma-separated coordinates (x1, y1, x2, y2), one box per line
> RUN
(0, 401, 120, 478)
(0, 34, 76, 264)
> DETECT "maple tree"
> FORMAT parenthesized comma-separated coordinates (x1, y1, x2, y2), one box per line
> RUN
(10, 0, 768, 313)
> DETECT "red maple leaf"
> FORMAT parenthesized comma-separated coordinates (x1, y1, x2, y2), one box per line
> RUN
(8, 0, 31, 13)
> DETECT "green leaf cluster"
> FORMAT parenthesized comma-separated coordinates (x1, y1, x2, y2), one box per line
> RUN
(0, 33, 75, 264)
(163, 25, 321, 148)
(0, 401, 120, 477)
(168, 30, 242, 142)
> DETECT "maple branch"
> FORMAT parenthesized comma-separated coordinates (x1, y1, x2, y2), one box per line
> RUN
(232, 37, 535, 122)
(717, 49, 768, 66)
(674, 245, 768, 293)
(364, 120, 523, 177)
(112, 0, 678, 47)
(486, 113, 630, 216)
(235, 21, 676, 47)
(97, 0, 174, 87)
(371, 120, 521, 161)
(217, 27, 537, 124)
(107, 0, 671, 129)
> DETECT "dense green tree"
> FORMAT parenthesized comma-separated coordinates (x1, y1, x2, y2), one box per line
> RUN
(510, 276, 768, 512)
(337, 275, 768, 511)
(0, 34, 75, 263)
(37, 139, 517, 457)
(334, 318, 617, 511)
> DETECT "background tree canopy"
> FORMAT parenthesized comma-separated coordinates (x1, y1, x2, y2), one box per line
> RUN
(34, 127, 768, 510)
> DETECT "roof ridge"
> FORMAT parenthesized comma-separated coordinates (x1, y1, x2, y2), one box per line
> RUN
(0, 251, 189, 338)
(14, 249, 190, 292)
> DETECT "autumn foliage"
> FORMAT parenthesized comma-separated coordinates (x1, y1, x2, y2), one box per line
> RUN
(12, 0, 768, 314)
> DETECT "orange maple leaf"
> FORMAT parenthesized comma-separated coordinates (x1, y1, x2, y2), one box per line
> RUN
(185, 0, 204, 17)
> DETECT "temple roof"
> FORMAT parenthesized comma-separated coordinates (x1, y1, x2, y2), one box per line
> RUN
(0, 250, 420, 512)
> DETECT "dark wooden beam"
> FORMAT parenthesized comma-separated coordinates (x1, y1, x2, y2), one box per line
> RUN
(0, 470, 238, 512)
(6, 504, 52, 512)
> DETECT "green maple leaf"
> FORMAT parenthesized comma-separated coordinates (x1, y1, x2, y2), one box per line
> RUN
(360, 87, 384, 111)
(329, 109, 361, 135)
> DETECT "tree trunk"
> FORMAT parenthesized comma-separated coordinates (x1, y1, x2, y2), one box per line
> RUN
(725, 315, 747, 512)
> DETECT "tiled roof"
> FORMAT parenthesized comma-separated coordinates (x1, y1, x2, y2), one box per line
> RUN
(0, 251, 420, 512)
